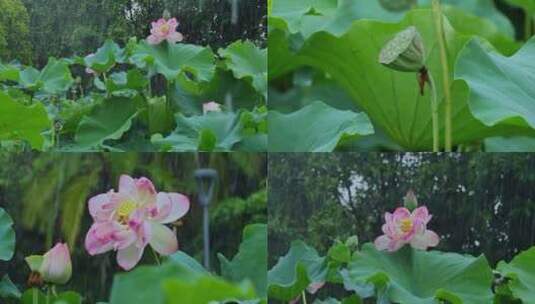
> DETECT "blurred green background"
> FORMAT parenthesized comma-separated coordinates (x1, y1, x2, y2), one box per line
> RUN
(269, 153, 535, 265)
(0, 0, 267, 66)
(0, 152, 267, 303)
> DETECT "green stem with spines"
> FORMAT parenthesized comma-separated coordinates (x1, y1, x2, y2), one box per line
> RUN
(302, 291, 307, 304)
(432, 0, 452, 152)
(428, 73, 439, 152)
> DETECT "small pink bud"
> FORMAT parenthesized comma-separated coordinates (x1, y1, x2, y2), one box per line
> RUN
(203, 101, 222, 114)
(40, 243, 72, 285)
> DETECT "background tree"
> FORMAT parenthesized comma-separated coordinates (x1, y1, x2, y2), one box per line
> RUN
(0, 0, 32, 63)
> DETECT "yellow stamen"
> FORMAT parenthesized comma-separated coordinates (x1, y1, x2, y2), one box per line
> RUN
(400, 218, 413, 233)
(160, 24, 170, 34)
(117, 200, 137, 224)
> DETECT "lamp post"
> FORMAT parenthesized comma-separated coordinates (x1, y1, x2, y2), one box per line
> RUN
(194, 168, 218, 270)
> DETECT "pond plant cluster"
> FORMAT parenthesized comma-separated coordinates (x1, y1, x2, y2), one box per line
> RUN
(268, 0, 535, 152)
(0, 174, 267, 304)
(268, 191, 535, 304)
(0, 15, 267, 152)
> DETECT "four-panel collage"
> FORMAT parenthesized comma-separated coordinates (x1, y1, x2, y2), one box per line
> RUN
(1, 0, 535, 303)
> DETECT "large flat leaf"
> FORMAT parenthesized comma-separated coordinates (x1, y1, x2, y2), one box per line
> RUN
(84, 39, 125, 74)
(218, 224, 268, 297)
(0, 275, 21, 299)
(268, 101, 374, 152)
(0, 208, 15, 261)
(268, 240, 328, 301)
(163, 276, 258, 304)
(455, 37, 535, 130)
(344, 243, 494, 304)
(269, 0, 514, 39)
(485, 136, 535, 152)
(219, 41, 267, 100)
(0, 61, 19, 82)
(19, 58, 73, 95)
(269, 9, 530, 150)
(75, 97, 138, 148)
(505, 0, 535, 15)
(497, 246, 535, 303)
(0, 92, 51, 150)
(109, 262, 201, 304)
(151, 112, 243, 152)
(131, 41, 216, 82)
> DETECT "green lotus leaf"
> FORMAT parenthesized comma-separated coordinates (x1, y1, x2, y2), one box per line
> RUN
(269, 0, 514, 38)
(455, 37, 535, 130)
(84, 39, 125, 74)
(0, 92, 51, 150)
(497, 246, 535, 303)
(268, 240, 328, 301)
(19, 58, 73, 95)
(218, 224, 268, 297)
(21, 289, 82, 304)
(109, 261, 203, 304)
(0, 208, 15, 261)
(485, 136, 535, 152)
(505, 0, 535, 15)
(268, 101, 374, 152)
(344, 243, 494, 304)
(75, 96, 139, 148)
(269, 9, 531, 150)
(0, 61, 19, 82)
(163, 275, 258, 304)
(130, 41, 216, 83)
(219, 40, 268, 99)
(151, 112, 244, 152)
(0, 275, 20, 299)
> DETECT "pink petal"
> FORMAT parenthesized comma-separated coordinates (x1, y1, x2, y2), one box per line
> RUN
(88, 191, 118, 222)
(167, 32, 184, 43)
(388, 239, 406, 252)
(307, 282, 325, 294)
(392, 207, 411, 222)
(85, 222, 118, 255)
(112, 228, 137, 251)
(374, 235, 391, 251)
(117, 244, 145, 271)
(148, 222, 178, 255)
(151, 192, 190, 224)
(119, 175, 157, 206)
(148, 34, 163, 45)
(410, 230, 440, 250)
(412, 206, 431, 224)
(167, 18, 178, 28)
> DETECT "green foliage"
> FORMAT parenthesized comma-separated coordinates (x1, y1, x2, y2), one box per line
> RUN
(0, 0, 32, 63)
(268, 240, 327, 301)
(20, 289, 82, 304)
(0, 208, 15, 261)
(268, 0, 535, 151)
(0, 92, 50, 150)
(219, 224, 268, 297)
(497, 247, 535, 303)
(268, 101, 374, 152)
(455, 37, 535, 129)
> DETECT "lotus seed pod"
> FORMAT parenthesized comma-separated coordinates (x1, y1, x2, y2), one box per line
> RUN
(403, 189, 418, 211)
(379, 26, 426, 73)
(379, 0, 418, 12)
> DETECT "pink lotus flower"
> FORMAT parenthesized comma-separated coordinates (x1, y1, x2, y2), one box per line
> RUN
(203, 101, 222, 114)
(147, 18, 184, 45)
(85, 175, 190, 270)
(374, 206, 439, 252)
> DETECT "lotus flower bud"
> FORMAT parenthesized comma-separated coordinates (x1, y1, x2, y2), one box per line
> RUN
(379, 26, 426, 73)
(203, 101, 222, 114)
(379, 0, 418, 12)
(403, 189, 418, 211)
(345, 235, 359, 251)
(40, 243, 72, 285)
(163, 9, 171, 20)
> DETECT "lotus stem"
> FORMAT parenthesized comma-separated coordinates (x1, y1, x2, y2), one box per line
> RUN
(525, 10, 533, 40)
(302, 291, 308, 304)
(432, 0, 452, 152)
(151, 247, 161, 265)
(427, 73, 440, 152)
(33, 288, 38, 304)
